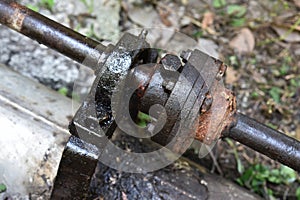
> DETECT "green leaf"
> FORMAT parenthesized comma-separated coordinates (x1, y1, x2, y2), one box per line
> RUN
(193, 30, 203, 39)
(227, 5, 247, 18)
(229, 55, 238, 66)
(236, 178, 243, 186)
(271, 69, 280, 77)
(213, 0, 226, 8)
(237, 156, 244, 174)
(225, 138, 233, 146)
(270, 169, 280, 176)
(251, 178, 260, 188)
(0, 184, 6, 193)
(268, 169, 281, 184)
(290, 79, 297, 87)
(26, 4, 39, 12)
(267, 123, 277, 129)
(225, 138, 244, 174)
(40, 0, 55, 10)
(230, 18, 246, 27)
(138, 112, 151, 121)
(267, 188, 274, 196)
(238, 163, 298, 197)
(255, 167, 269, 181)
(296, 187, 300, 200)
(267, 175, 280, 184)
(251, 91, 259, 99)
(279, 165, 296, 184)
(58, 87, 68, 96)
(240, 168, 253, 181)
(279, 64, 289, 76)
(269, 87, 281, 103)
(290, 78, 300, 87)
(137, 112, 151, 128)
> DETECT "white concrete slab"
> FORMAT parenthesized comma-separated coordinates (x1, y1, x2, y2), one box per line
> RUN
(0, 64, 79, 199)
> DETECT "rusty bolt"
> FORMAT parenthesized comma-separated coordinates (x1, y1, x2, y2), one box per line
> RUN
(161, 54, 182, 71)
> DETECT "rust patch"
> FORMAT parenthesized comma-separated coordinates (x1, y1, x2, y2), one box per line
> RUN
(216, 63, 227, 80)
(196, 86, 236, 144)
(7, 2, 27, 32)
(195, 70, 237, 144)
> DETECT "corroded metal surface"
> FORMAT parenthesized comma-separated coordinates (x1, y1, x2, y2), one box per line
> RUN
(196, 61, 237, 144)
(57, 31, 151, 199)
(196, 85, 236, 143)
(224, 113, 300, 172)
(1, 1, 300, 197)
(88, 132, 261, 200)
(140, 50, 229, 151)
(70, 31, 150, 141)
(51, 136, 100, 200)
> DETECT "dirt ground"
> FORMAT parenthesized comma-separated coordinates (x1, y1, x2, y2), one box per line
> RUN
(1, 0, 300, 199)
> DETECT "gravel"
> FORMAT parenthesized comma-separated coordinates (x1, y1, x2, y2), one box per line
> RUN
(0, 0, 120, 91)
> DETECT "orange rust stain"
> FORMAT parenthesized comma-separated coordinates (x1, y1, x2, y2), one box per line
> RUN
(196, 109, 212, 142)
(194, 59, 236, 144)
(195, 83, 237, 145)
(7, 2, 27, 32)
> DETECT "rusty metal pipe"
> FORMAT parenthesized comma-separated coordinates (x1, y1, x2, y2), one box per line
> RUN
(224, 113, 300, 171)
(0, 0, 106, 70)
(1, 0, 300, 173)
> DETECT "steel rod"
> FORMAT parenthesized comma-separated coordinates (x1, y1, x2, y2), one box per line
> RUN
(1, 0, 300, 173)
(224, 113, 300, 171)
(0, 0, 106, 70)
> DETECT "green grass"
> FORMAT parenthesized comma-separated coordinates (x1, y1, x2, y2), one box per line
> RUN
(27, 0, 55, 12)
(269, 87, 282, 104)
(136, 111, 151, 128)
(40, 0, 55, 11)
(296, 187, 300, 200)
(213, 1, 247, 27)
(58, 87, 68, 96)
(0, 184, 6, 193)
(212, 0, 226, 8)
(237, 164, 299, 198)
(227, 5, 247, 18)
(225, 139, 244, 174)
(26, 4, 39, 12)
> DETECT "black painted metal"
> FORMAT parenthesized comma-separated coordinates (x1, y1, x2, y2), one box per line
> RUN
(225, 113, 300, 171)
(51, 136, 100, 200)
(69, 32, 150, 141)
(0, 0, 106, 70)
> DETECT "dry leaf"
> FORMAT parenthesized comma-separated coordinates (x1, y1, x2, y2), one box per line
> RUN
(158, 6, 172, 27)
(294, 0, 300, 8)
(252, 71, 267, 84)
(128, 6, 158, 27)
(296, 125, 300, 141)
(229, 28, 255, 53)
(225, 67, 240, 84)
(181, 0, 189, 5)
(202, 12, 214, 30)
(273, 27, 300, 43)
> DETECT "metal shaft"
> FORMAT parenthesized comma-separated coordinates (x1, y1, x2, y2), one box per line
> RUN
(1, 1, 300, 172)
(224, 113, 300, 171)
(0, 0, 106, 70)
